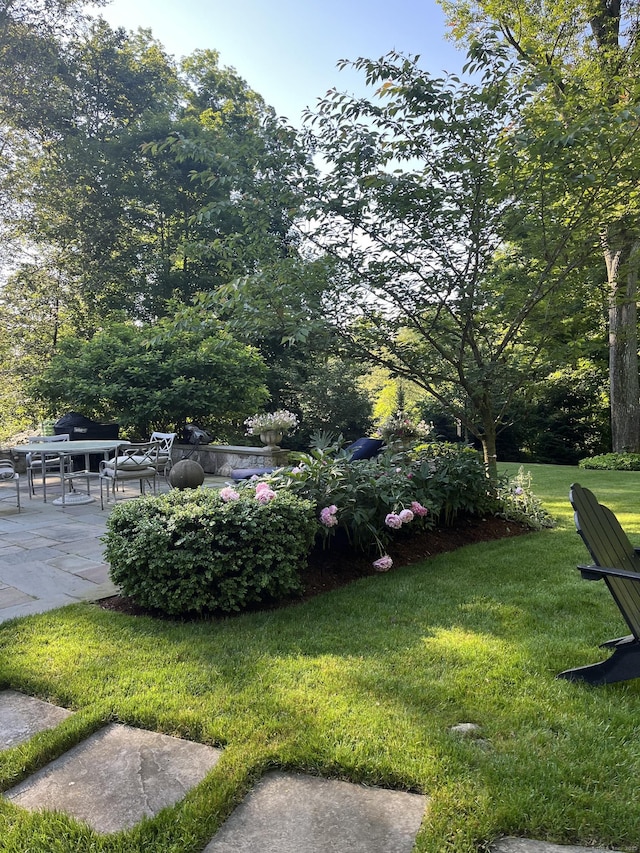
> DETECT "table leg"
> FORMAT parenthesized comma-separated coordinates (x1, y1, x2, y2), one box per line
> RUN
(42, 451, 47, 503)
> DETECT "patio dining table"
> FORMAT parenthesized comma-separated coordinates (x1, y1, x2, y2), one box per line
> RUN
(11, 439, 129, 506)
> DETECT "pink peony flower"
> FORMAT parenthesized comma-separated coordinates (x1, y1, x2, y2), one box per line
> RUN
(320, 507, 338, 527)
(385, 513, 402, 529)
(410, 501, 429, 517)
(255, 487, 276, 503)
(373, 555, 393, 572)
(398, 509, 414, 524)
(255, 481, 272, 494)
(220, 487, 240, 502)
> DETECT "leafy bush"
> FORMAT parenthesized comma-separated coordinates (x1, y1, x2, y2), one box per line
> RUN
(411, 442, 496, 524)
(30, 320, 269, 438)
(501, 362, 610, 464)
(494, 467, 555, 529)
(579, 452, 640, 471)
(103, 488, 317, 615)
(264, 438, 493, 557)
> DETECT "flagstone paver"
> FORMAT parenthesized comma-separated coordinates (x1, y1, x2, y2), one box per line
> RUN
(5, 723, 223, 834)
(492, 839, 624, 853)
(203, 770, 427, 853)
(0, 690, 73, 749)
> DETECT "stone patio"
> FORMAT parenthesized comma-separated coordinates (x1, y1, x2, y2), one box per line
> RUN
(0, 473, 227, 624)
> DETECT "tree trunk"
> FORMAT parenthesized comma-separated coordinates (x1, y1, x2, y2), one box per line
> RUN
(479, 415, 499, 483)
(603, 229, 640, 453)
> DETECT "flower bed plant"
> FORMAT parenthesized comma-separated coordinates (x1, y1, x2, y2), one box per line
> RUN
(104, 487, 316, 616)
(262, 438, 496, 568)
(378, 410, 431, 443)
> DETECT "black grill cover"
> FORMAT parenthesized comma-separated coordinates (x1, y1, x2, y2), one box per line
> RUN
(54, 413, 119, 471)
(54, 412, 119, 441)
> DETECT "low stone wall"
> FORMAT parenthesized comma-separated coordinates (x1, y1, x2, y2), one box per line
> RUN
(170, 444, 289, 476)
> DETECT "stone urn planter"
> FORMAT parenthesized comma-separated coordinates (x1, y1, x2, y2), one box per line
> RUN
(394, 438, 416, 452)
(259, 430, 284, 448)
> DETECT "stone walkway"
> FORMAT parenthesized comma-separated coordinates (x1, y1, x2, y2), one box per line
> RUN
(0, 483, 627, 852)
(0, 690, 624, 851)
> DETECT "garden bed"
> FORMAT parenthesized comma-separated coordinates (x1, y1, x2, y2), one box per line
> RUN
(99, 515, 530, 617)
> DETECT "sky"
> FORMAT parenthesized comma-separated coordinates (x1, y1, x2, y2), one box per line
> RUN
(88, 0, 467, 125)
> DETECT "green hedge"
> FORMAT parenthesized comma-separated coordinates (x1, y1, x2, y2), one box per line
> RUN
(579, 453, 640, 471)
(103, 488, 317, 616)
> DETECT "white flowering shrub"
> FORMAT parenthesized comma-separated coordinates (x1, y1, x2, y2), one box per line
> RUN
(244, 409, 299, 435)
(495, 467, 554, 529)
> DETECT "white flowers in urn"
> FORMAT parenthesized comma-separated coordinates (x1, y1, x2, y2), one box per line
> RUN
(244, 409, 299, 448)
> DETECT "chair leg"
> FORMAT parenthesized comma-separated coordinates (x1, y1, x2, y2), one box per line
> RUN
(557, 636, 640, 685)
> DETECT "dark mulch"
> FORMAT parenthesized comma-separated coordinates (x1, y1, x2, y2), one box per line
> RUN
(98, 515, 531, 619)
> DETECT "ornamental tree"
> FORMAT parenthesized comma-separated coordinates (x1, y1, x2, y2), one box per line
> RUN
(298, 52, 612, 478)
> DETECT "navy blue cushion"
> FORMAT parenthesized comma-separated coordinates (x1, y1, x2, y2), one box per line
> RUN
(231, 467, 275, 481)
(346, 437, 385, 461)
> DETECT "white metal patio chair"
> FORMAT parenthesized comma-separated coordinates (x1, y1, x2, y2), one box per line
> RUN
(25, 434, 71, 498)
(0, 459, 20, 511)
(149, 431, 176, 479)
(99, 441, 160, 509)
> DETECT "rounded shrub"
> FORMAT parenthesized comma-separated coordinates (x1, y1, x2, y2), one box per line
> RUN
(103, 487, 317, 616)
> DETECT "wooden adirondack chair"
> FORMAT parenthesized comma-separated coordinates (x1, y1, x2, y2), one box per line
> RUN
(558, 482, 640, 685)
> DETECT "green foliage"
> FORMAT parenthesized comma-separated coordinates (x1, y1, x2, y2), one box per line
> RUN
(412, 442, 497, 525)
(265, 439, 493, 555)
(502, 361, 610, 465)
(292, 357, 374, 447)
(0, 17, 310, 441)
(104, 487, 317, 615)
(579, 452, 640, 471)
(442, 0, 640, 454)
(302, 51, 607, 476)
(29, 321, 268, 437)
(494, 466, 555, 529)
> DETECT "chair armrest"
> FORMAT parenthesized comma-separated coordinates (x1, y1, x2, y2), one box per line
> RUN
(578, 563, 640, 582)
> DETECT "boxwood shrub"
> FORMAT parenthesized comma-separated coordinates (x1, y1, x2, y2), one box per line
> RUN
(579, 452, 640, 471)
(103, 488, 317, 616)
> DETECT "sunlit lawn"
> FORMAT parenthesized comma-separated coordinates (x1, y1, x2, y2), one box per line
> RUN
(1, 463, 640, 851)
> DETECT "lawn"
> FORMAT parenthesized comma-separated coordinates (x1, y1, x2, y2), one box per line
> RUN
(2, 463, 640, 852)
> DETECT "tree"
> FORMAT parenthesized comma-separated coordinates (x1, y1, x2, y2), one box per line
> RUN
(28, 321, 269, 438)
(0, 15, 308, 438)
(298, 52, 614, 478)
(441, 0, 640, 451)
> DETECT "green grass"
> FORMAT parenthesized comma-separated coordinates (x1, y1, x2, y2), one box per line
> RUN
(2, 464, 640, 851)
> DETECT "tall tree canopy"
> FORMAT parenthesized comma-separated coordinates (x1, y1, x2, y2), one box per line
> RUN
(0, 11, 308, 434)
(441, 0, 640, 451)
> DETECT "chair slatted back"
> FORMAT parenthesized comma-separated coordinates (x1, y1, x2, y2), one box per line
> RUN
(570, 483, 640, 573)
(570, 483, 640, 639)
(150, 432, 175, 456)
